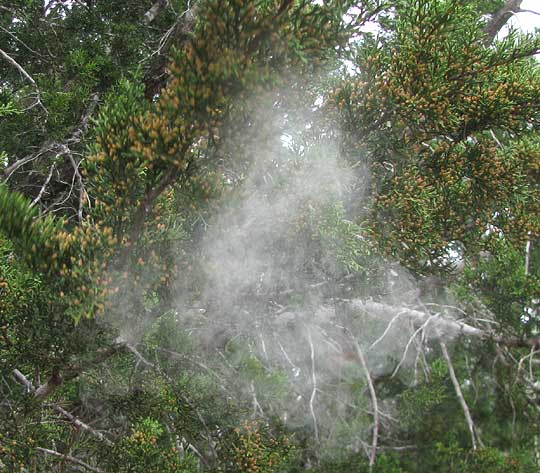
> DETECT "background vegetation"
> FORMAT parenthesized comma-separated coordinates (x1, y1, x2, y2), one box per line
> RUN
(1, 0, 539, 471)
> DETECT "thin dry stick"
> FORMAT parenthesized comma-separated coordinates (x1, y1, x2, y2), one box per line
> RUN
(143, 1, 196, 61)
(250, 381, 265, 417)
(529, 347, 538, 382)
(12, 369, 113, 446)
(352, 338, 379, 470)
(439, 341, 483, 450)
(0, 47, 47, 113)
(0, 25, 43, 57)
(53, 405, 113, 446)
(525, 231, 532, 276)
(36, 447, 105, 473)
(276, 340, 298, 372)
(3, 92, 99, 181)
(391, 313, 440, 378)
(30, 163, 55, 207)
(66, 149, 85, 222)
(307, 329, 320, 444)
(368, 309, 408, 351)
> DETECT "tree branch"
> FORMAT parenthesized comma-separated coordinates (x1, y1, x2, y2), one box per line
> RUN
(36, 447, 105, 473)
(144, 1, 200, 98)
(439, 340, 484, 450)
(0, 47, 47, 114)
(12, 344, 122, 402)
(30, 163, 55, 207)
(349, 300, 540, 349)
(352, 337, 379, 470)
(483, 0, 522, 45)
(12, 369, 114, 446)
(143, 0, 169, 25)
(307, 329, 319, 444)
(53, 405, 113, 446)
(3, 92, 99, 181)
(126, 166, 181, 250)
(517, 9, 540, 17)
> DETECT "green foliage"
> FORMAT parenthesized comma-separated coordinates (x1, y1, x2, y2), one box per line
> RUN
(217, 420, 297, 473)
(460, 240, 540, 333)
(430, 442, 524, 473)
(0, 185, 68, 273)
(2, 0, 540, 471)
(109, 418, 198, 473)
(0, 185, 112, 322)
(307, 202, 375, 277)
(85, 76, 150, 230)
(0, 100, 20, 118)
(335, 0, 540, 270)
(0, 230, 109, 376)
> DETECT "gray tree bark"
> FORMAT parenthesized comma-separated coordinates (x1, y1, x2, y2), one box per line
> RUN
(483, 0, 523, 45)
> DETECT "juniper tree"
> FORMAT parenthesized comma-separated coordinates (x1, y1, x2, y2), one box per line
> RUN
(1, 1, 540, 472)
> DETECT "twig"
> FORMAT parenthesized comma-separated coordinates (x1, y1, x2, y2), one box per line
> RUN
(126, 344, 155, 369)
(12, 344, 121, 403)
(250, 382, 265, 417)
(36, 447, 105, 473)
(353, 301, 485, 339)
(367, 309, 408, 351)
(276, 339, 300, 376)
(3, 93, 99, 181)
(30, 163, 55, 207)
(143, 1, 199, 97)
(439, 341, 483, 450)
(391, 313, 440, 378)
(489, 129, 504, 149)
(516, 8, 540, 17)
(53, 405, 113, 446)
(351, 337, 379, 470)
(142, 2, 195, 62)
(125, 343, 217, 462)
(351, 300, 540, 349)
(66, 147, 85, 222)
(0, 47, 47, 114)
(12, 369, 113, 446)
(0, 25, 44, 57)
(525, 231, 532, 276)
(307, 329, 319, 444)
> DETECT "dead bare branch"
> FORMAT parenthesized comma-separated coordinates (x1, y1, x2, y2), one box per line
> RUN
(439, 341, 484, 450)
(352, 337, 379, 470)
(525, 231, 532, 276)
(483, 0, 522, 45)
(143, 1, 200, 98)
(391, 313, 441, 378)
(0, 47, 47, 114)
(66, 149, 86, 222)
(3, 92, 99, 182)
(36, 447, 105, 473)
(349, 300, 540, 349)
(0, 25, 44, 57)
(517, 9, 540, 16)
(30, 163, 55, 207)
(307, 329, 320, 444)
(12, 344, 122, 403)
(368, 308, 409, 351)
(12, 369, 114, 446)
(53, 405, 113, 447)
(143, 0, 169, 25)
